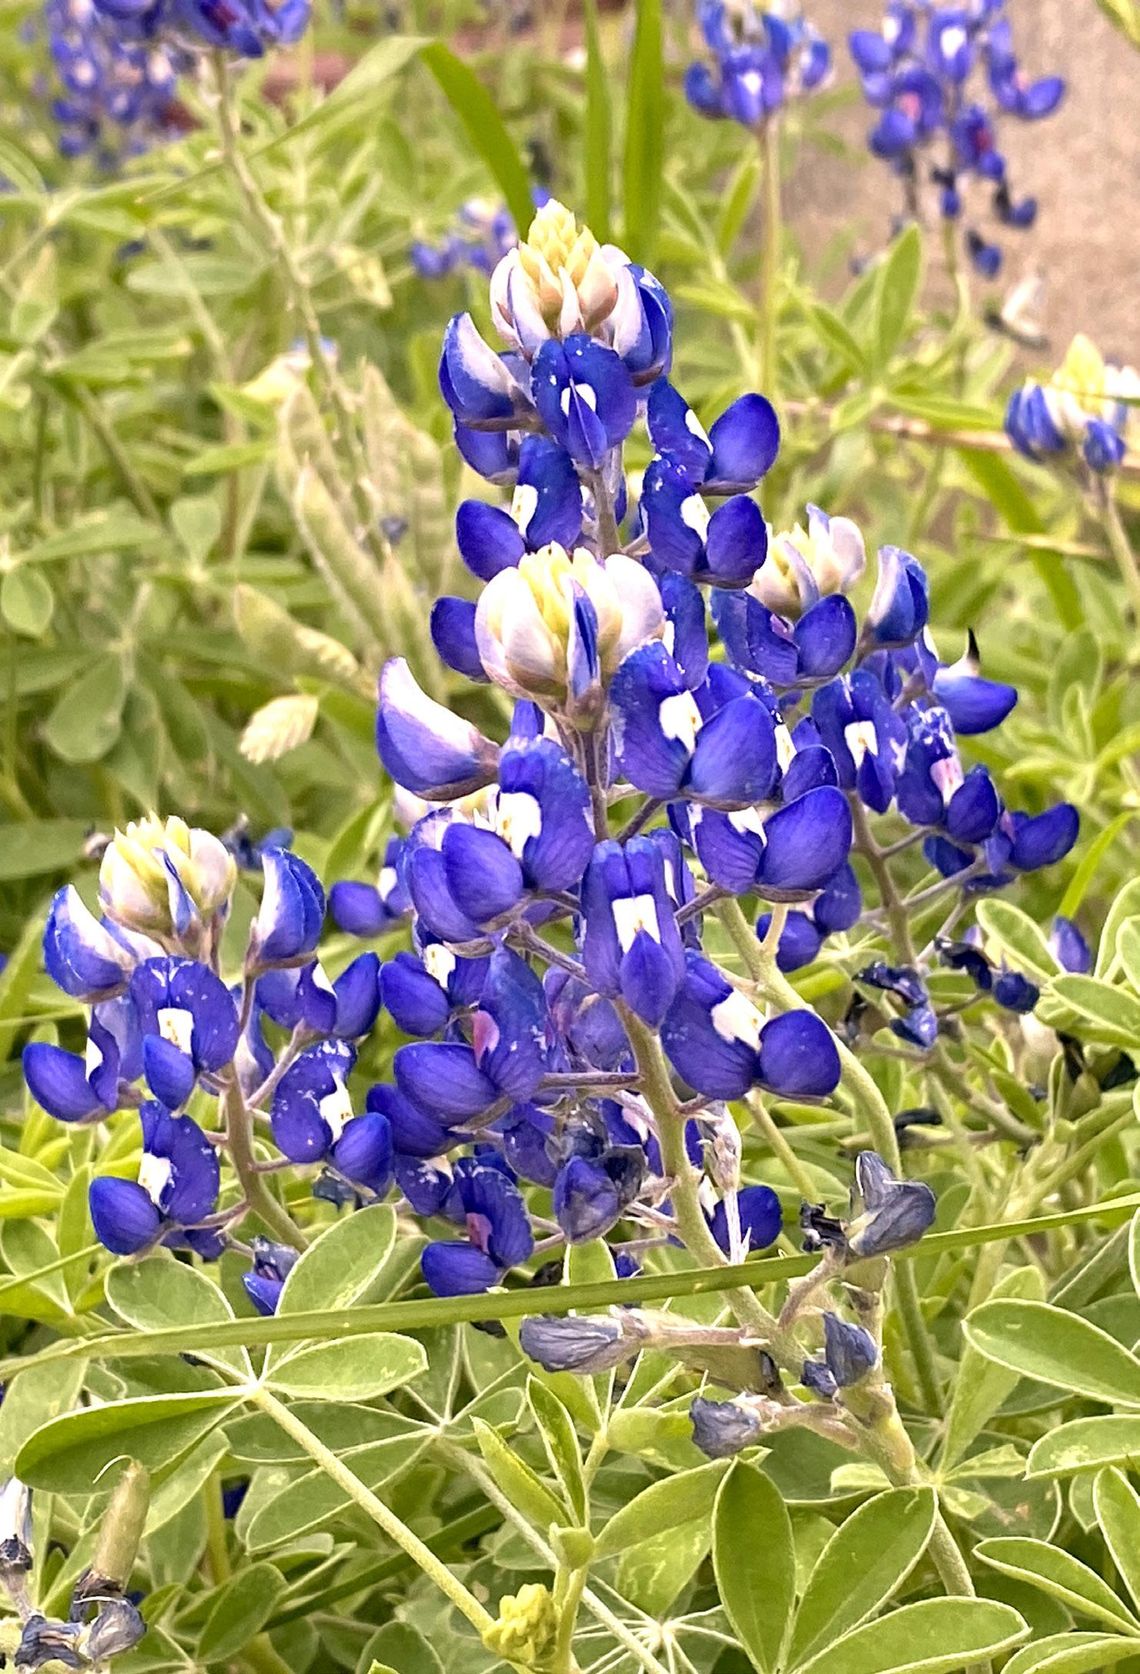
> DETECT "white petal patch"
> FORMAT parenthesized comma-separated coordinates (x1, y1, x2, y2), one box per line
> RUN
(711, 989, 763, 1050)
(311, 962, 335, 996)
(728, 807, 766, 836)
(85, 1035, 105, 1077)
(612, 893, 661, 953)
(157, 1006, 194, 1056)
(511, 482, 540, 540)
(774, 724, 797, 773)
(930, 754, 965, 805)
(680, 494, 711, 540)
(139, 1150, 174, 1209)
(561, 382, 598, 416)
(659, 692, 702, 753)
(940, 24, 966, 56)
(844, 720, 879, 767)
(684, 407, 712, 447)
(319, 1075, 354, 1142)
(378, 865, 399, 898)
(494, 790, 543, 859)
(423, 943, 458, 990)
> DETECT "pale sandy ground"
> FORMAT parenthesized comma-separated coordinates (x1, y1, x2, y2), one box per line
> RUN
(787, 0, 1140, 358)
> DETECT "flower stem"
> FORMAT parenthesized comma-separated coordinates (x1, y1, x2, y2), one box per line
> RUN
(1094, 476, 1140, 619)
(850, 795, 917, 964)
(224, 1080, 307, 1252)
(253, 1385, 495, 1638)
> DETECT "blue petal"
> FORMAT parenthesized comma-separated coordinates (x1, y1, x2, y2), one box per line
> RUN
(473, 948, 550, 1100)
(707, 394, 780, 491)
(421, 1241, 502, 1296)
(661, 956, 762, 1099)
(368, 1082, 454, 1158)
(431, 598, 487, 683)
(553, 1154, 621, 1242)
(688, 693, 779, 807)
(254, 849, 325, 964)
(709, 1183, 781, 1253)
(646, 381, 713, 483)
(142, 1036, 195, 1109)
(442, 825, 525, 924)
(755, 787, 853, 901)
(795, 595, 857, 680)
(394, 1041, 497, 1120)
(23, 1043, 102, 1122)
(813, 863, 862, 933)
(333, 953, 382, 1039)
(499, 737, 595, 892)
(610, 641, 693, 798)
(332, 1112, 394, 1193)
(381, 952, 452, 1037)
(455, 500, 524, 581)
(376, 658, 499, 800)
(756, 909, 822, 972)
(756, 1011, 840, 1098)
(702, 495, 768, 586)
(90, 1177, 162, 1256)
(1009, 804, 1078, 871)
(329, 882, 389, 938)
(515, 435, 584, 549)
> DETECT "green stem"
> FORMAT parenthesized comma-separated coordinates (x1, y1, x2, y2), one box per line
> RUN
(1095, 476, 1140, 619)
(758, 116, 782, 399)
(850, 796, 917, 964)
(745, 1091, 817, 1202)
(211, 55, 388, 572)
(224, 1080, 307, 1252)
(253, 1385, 495, 1638)
(203, 1472, 231, 1585)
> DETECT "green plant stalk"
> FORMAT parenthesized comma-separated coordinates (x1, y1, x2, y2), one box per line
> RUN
(758, 116, 782, 399)
(715, 898, 943, 1413)
(850, 796, 917, 964)
(252, 1385, 496, 1639)
(210, 56, 389, 574)
(223, 1079, 307, 1252)
(1094, 476, 1140, 619)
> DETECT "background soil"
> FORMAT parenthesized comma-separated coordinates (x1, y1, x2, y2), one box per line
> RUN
(786, 0, 1139, 358)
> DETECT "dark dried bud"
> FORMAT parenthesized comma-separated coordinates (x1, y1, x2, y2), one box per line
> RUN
(689, 1397, 763, 1459)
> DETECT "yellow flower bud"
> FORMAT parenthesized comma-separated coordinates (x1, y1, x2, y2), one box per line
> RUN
(99, 813, 236, 937)
(482, 1582, 559, 1670)
(492, 199, 623, 352)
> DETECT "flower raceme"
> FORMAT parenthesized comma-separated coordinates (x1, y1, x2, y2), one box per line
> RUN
(850, 0, 1064, 277)
(1006, 334, 1138, 475)
(685, 1, 832, 128)
(26, 206, 1076, 1311)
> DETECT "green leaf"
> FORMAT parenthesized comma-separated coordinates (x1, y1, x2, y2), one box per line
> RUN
(16, 508, 156, 566)
(975, 1537, 1140, 1633)
(582, 0, 612, 243)
(974, 901, 1056, 984)
(472, 1415, 567, 1533)
(1003, 1633, 1140, 1674)
(964, 1300, 1140, 1407)
(0, 567, 53, 638)
(43, 654, 126, 764)
(887, 394, 1000, 431)
(15, 1391, 239, 1491)
(874, 223, 922, 367)
(1028, 1415, 1140, 1479)
(420, 43, 532, 237)
(198, 1562, 287, 1661)
(362, 1623, 443, 1674)
(1093, 1468, 1140, 1615)
(0, 139, 44, 196)
(275, 1204, 397, 1317)
(526, 1379, 586, 1524)
(106, 1257, 249, 1379)
(0, 1360, 87, 1475)
(1093, 0, 1140, 50)
(241, 1434, 425, 1550)
(623, 0, 664, 263)
(1038, 975, 1140, 1048)
(713, 1463, 794, 1674)
(266, 1333, 426, 1402)
(617, 1514, 711, 1617)
(794, 1597, 1028, 1674)
(595, 1460, 729, 1559)
(811, 302, 868, 374)
(1098, 881, 1140, 978)
(1131, 1207, 1140, 1300)
(943, 1267, 1045, 1470)
(0, 821, 88, 882)
(789, 1488, 938, 1667)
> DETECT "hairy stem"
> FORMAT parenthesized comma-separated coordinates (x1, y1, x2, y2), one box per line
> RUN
(224, 1081, 307, 1252)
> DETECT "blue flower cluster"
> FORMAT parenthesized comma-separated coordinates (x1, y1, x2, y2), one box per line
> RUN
(411, 197, 530, 284)
(850, 0, 1064, 277)
(685, 1, 830, 127)
(87, 0, 309, 60)
(23, 201, 1076, 1309)
(1006, 334, 1138, 476)
(40, 0, 184, 160)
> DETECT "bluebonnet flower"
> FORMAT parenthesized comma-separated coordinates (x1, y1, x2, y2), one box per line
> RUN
(685, 2, 831, 128)
(88, 1102, 221, 1257)
(420, 1156, 534, 1295)
(271, 1041, 393, 1194)
(411, 196, 521, 282)
(89, 0, 310, 57)
(42, 0, 184, 162)
(97, 814, 236, 944)
(850, 0, 1064, 277)
(242, 1237, 300, 1315)
(801, 1311, 878, 1396)
(844, 1150, 936, 1257)
(1006, 335, 1137, 474)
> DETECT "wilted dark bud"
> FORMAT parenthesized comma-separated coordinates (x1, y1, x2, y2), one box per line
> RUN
(799, 1201, 847, 1255)
(801, 1359, 838, 1400)
(81, 1598, 147, 1662)
(846, 1151, 936, 1258)
(15, 1614, 84, 1670)
(0, 1477, 32, 1588)
(689, 1397, 764, 1459)
(822, 1312, 878, 1387)
(519, 1313, 635, 1374)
